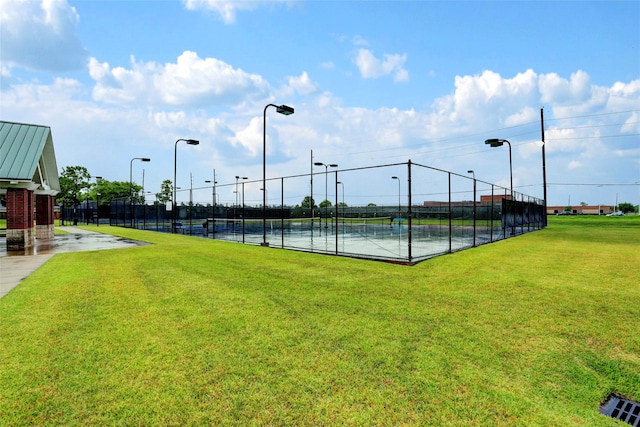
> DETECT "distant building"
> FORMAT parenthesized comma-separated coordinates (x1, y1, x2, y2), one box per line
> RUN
(423, 195, 613, 216)
(479, 195, 514, 203)
(547, 205, 614, 215)
(422, 195, 513, 208)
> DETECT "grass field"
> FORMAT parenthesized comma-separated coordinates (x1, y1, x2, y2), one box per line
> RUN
(1, 216, 638, 425)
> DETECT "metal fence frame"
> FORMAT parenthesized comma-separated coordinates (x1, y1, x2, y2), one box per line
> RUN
(104, 160, 544, 264)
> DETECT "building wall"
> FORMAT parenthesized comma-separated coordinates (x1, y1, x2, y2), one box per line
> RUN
(547, 205, 614, 215)
(36, 194, 55, 239)
(479, 195, 514, 203)
(6, 188, 35, 249)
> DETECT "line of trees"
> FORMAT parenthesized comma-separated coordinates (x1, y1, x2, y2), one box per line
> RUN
(56, 166, 173, 209)
(297, 195, 349, 209)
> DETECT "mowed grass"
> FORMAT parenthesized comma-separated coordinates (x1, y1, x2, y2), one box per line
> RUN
(0, 216, 638, 426)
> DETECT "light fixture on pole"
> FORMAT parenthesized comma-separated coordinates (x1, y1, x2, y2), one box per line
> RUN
(484, 138, 513, 198)
(391, 176, 400, 221)
(173, 139, 199, 233)
(314, 162, 338, 228)
(262, 103, 294, 246)
(130, 158, 150, 228)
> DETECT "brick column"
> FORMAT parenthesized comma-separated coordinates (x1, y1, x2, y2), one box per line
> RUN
(6, 188, 35, 250)
(36, 194, 55, 239)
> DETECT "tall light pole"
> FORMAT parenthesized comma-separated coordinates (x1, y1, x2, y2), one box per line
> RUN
(130, 158, 150, 228)
(314, 162, 338, 228)
(173, 138, 199, 233)
(391, 176, 400, 221)
(262, 103, 294, 246)
(484, 138, 513, 198)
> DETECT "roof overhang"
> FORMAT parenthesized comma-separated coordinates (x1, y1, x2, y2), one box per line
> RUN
(0, 121, 60, 197)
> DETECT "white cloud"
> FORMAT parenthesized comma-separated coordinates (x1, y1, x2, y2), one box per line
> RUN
(320, 61, 335, 71)
(538, 70, 611, 117)
(2, 64, 638, 207)
(354, 49, 409, 82)
(0, 0, 87, 71)
(352, 35, 369, 47)
(539, 70, 592, 105)
(182, 0, 290, 24)
(1, 65, 11, 78)
(287, 72, 318, 95)
(608, 79, 640, 113)
(568, 160, 582, 170)
(621, 111, 640, 134)
(504, 106, 538, 127)
(88, 51, 269, 107)
(429, 69, 539, 133)
(231, 116, 263, 157)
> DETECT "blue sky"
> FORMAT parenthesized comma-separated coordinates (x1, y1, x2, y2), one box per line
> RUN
(1, 0, 639, 209)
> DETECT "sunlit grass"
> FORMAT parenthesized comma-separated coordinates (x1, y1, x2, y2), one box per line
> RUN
(0, 216, 638, 425)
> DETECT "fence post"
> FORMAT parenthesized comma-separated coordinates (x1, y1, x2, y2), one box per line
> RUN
(281, 177, 285, 248)
(448, 172, 452, 253)
(407, 160, 413, 263)
(472, 176, 476, 247)
(489, 185, 493, 242)
(503, 189, 507, 239)
(335, 171, 339, 255)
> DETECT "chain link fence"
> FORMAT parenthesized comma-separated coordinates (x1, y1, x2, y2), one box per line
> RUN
(106, 160, 544, 264)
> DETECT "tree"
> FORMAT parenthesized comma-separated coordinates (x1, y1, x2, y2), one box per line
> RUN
(319, 199, 332, 208)
(88, 179, 142, 206)
(156, 179, 173, 204)
(367, 203, 377, 207)
(337, 202, 348, 208)
(618, 202, 635, 214)
(300, 195, 316, 209)
(58, 166, 91, 225)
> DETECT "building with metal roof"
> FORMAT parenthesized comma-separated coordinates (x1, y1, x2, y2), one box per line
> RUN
(1, 121, 60, 194)
(1, 121, 61, 250)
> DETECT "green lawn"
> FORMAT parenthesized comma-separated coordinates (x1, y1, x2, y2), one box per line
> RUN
(1, 216, 638, 425)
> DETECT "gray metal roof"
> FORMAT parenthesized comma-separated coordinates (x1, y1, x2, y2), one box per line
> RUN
(0, 121, 60, 194)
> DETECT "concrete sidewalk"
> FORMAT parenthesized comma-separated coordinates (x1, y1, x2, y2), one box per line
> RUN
(57, 226, 101, 234)
(1, 226, 145, 299)
(0, 253, 55, 298)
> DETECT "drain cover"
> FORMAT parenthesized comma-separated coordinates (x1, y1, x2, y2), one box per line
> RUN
(600, 394, 640, 426)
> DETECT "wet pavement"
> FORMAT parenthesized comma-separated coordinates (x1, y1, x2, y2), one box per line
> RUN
(0, 227, 147, 299)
